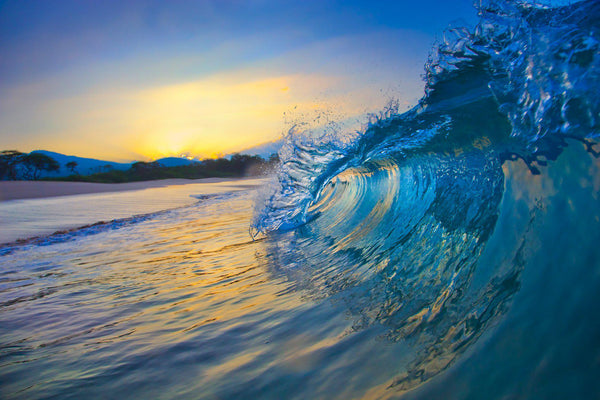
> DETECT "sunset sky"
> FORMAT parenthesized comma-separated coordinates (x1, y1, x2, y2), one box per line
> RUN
(0, 0, 479, 161)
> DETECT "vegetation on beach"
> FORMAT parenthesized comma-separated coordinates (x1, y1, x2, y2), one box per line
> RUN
(0, 150, 279, 183)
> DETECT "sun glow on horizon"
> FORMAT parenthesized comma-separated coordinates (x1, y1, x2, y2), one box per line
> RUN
(0, 22, 430, 161)
(96, 70, 386, 161)
(127, 74, 336, 159)
(0, 66, 419, 161)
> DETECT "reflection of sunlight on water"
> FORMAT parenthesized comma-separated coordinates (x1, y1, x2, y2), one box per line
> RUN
(2, 184, 350, 398)
(0, 179, 265, 244)
(1, 142, 599, 399)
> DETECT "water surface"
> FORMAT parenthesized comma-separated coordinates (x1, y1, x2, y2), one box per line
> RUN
(2, 0, 600, 398)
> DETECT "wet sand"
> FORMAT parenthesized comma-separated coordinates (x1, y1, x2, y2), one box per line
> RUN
(0, 178, 235, 202)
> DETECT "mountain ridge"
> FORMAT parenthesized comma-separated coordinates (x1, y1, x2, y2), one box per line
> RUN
(26, 142, 282, 177)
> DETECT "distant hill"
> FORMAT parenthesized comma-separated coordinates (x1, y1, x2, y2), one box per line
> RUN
(31, 150, 132, 177)
(30, 152, 204, 177)
(25, 144, 279, 178)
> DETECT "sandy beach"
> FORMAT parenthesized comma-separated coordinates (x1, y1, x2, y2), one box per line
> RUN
(0, 178, 235, 202)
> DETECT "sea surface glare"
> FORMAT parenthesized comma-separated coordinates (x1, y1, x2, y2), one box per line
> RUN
(2, 0, 600, 398)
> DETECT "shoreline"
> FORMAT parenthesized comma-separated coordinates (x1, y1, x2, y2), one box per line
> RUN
(0, 178, 242, 202)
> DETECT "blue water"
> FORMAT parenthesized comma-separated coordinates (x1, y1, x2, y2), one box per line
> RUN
(2, 0, 600, 398)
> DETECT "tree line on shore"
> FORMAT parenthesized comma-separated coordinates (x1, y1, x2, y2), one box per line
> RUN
(0, 150, 279, 182)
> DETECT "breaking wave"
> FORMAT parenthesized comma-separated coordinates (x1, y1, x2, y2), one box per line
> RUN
(253, 0, 600, 393)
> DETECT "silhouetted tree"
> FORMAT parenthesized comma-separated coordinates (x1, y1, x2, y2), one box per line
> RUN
(20, 153, 60, 180)
(0, 150, 24, 180)
(131, 161, 161, 172)
(66, 161, 78, 174)
(129, 161, 162, 180)
(268, 153, 280, 164)
(227, 153, 265, 175)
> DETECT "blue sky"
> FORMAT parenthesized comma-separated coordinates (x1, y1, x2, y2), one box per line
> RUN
(0, 0, 479, 160)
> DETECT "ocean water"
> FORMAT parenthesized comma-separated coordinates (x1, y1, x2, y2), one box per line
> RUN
(0, 180, 261, 244)
(2, 0, 600, 399)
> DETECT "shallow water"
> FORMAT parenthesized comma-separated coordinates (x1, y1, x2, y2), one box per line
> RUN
(0, 180, 261, 244)
(0, 180, 406, 399)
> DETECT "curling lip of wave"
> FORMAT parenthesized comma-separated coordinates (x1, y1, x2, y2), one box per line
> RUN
(252, 0, 600, 236)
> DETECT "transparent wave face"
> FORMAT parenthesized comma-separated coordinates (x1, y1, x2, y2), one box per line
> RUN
(253, 0, 600, 236)
(248, 0, 600, 395)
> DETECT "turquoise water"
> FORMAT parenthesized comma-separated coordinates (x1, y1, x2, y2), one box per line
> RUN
(2, 0, 600, 398)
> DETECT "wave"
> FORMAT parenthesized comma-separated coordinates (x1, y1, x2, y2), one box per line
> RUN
(254, 0, 599, 235)
(253, 0, 600, 394)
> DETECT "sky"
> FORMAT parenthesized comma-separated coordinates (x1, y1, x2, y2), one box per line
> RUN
(0, 0, 480, 161)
